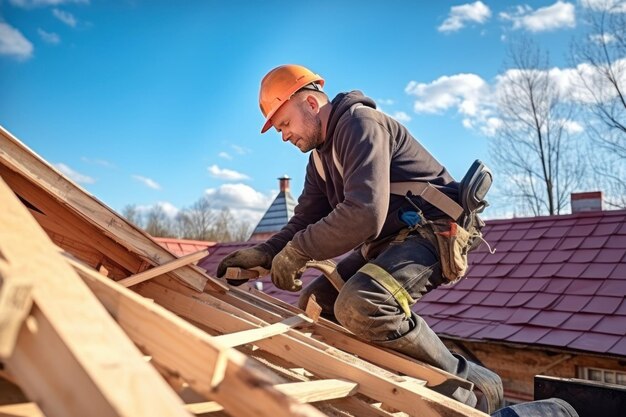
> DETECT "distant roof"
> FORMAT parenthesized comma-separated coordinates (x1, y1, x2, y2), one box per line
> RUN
(416, 209, 626, 357)
(250, 189, 296, 236)
(154, 237, 217, 257)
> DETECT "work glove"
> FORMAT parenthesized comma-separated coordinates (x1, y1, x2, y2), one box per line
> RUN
(270, 241, 310, 292)
(216, 243, 273, 286)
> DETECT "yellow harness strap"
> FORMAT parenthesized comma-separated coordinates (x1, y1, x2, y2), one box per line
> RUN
(358, 263, 415, 318)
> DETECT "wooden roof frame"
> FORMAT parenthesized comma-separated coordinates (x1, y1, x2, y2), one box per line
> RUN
(0, 125, 487, 417)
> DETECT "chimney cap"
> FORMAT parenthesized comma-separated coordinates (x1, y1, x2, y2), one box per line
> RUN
(571, 191, 602, 213)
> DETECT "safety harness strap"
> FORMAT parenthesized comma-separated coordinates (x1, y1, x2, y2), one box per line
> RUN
(311, 138, 463, 221)
(389, 182, 463, 221)
(358, 263, 415, 318)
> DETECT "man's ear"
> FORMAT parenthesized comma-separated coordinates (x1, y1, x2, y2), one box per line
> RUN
(305, 94, 320, 112)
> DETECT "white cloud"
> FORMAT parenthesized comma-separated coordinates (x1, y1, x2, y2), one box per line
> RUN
(38, 28, 60, 44)
(562, 119, 584, 134)
(231, 144, 251, 155)
(590, 33, 616, 44)
(392, 111, 412, 122)
(136, 201, 179, 218)
(499, 1, 576, 32)
(52, 8, 77, 27)
(132, 175, 161, 190)
(0, 22, 33, 60)
(81, 157, 115, 168)
(208, 164, 250, 181)
(10, 0, 88, 7)
(218, 151, 233, 160)
(54, 163, 95, 184)
(438, 1, 492, 33)
(405, 73, 491, 115)
(377, 98, 395, 105)
(404, 55, 626, 137)
(205, 183, 276, 226)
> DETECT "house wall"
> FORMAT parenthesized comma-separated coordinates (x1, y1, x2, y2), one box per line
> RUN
(248, 231, 275, 242)
(444, 339, 626, 402)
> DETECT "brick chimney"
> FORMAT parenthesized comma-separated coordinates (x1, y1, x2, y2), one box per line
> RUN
(571, 191, 603, 213)
(278, 175, 290, 193)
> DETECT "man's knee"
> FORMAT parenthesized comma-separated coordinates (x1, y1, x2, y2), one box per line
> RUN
(334, 276, 404, 341)
(334, 286, 373, 338)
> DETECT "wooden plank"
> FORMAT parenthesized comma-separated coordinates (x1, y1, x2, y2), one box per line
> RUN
(212, 315, 311, 348)
(139, 280, 488, 417)
(0, 263, 33, 359)
(0, 402, 45, 417)
(185, 379, 359, 414)
(236, 285, 472, 390)
(0, 125, 222, 292)
(1, 166, 139, 277)
(117, 249, 209, 287)
(0, 177, 191, 417)
(66, 256, 326, 417)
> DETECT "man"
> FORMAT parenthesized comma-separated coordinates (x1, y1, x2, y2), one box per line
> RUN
(217, 64, 502, 412)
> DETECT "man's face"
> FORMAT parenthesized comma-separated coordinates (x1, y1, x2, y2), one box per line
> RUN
(271, 96, 323, 153)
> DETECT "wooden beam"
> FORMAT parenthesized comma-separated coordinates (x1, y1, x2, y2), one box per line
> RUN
(0, 402, 45, 417)
(0, 125, 223, 292)
(212, 315, 312, 348)
(139, 279, 488, 417)
(185, 379, 359, 414)
(0, 258, 33, 359)
(0, 177, 192, 417)
(236, 285, 472, 390)
(66, 256, 326, 417)
(117, 249, 209, 287)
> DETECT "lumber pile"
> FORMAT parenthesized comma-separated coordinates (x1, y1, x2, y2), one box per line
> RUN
(0, 125, 487, 417)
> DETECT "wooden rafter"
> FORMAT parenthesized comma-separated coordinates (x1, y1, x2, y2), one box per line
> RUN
(66, 255, 326, 417)
(0, 125, 224, 293)
(139, 277, 488, 417)
(0, 177, 192, 417)
(236, 285, 473, 390)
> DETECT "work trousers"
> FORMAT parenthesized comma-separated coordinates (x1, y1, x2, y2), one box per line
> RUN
(298, 233, 445, 341)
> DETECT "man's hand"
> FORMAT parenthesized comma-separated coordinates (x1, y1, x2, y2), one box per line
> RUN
(216, 244, 273, 286)
(270, 241, 310, 292)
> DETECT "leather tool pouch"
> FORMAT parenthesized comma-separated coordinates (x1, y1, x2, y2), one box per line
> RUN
(430, 221, 471, 283)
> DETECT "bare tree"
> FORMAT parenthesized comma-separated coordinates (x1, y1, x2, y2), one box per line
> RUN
(175, 196, 216, 240)
(122, 204, 143, 228)
(229, 218, 253, 241)
(492, 38, 585, 216)
(571, 4, 626, 207)
(121, 197, 253, 242)
(144, 205, 175, 237)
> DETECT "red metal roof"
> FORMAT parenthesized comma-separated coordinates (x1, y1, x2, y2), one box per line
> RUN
(196, 209, 626, 357)
(416, 209, 626, 357)
(154, 237, 217, 257)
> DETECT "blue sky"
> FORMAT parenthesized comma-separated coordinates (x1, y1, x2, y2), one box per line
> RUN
(0, 0, 621, 226)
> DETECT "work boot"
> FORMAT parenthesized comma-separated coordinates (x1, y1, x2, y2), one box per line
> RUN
(374, 315, 503, 412)
(491, 398, 579, 417)
(460, 353, 504, 413)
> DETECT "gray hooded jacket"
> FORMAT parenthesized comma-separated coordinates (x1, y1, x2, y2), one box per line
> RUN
(265, 91, 459, 261)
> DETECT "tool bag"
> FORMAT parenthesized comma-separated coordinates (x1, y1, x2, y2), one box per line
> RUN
(416, 160, 493, 282)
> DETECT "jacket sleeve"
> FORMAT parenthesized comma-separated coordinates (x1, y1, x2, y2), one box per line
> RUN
(264, 158, 333, 257)
(292, 113, 392, 260)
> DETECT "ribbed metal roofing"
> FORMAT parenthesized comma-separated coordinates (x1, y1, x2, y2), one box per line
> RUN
(251, 190, 296, 234)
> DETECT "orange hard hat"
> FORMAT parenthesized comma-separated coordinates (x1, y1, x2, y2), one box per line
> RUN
(259, 64, 325, 133)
